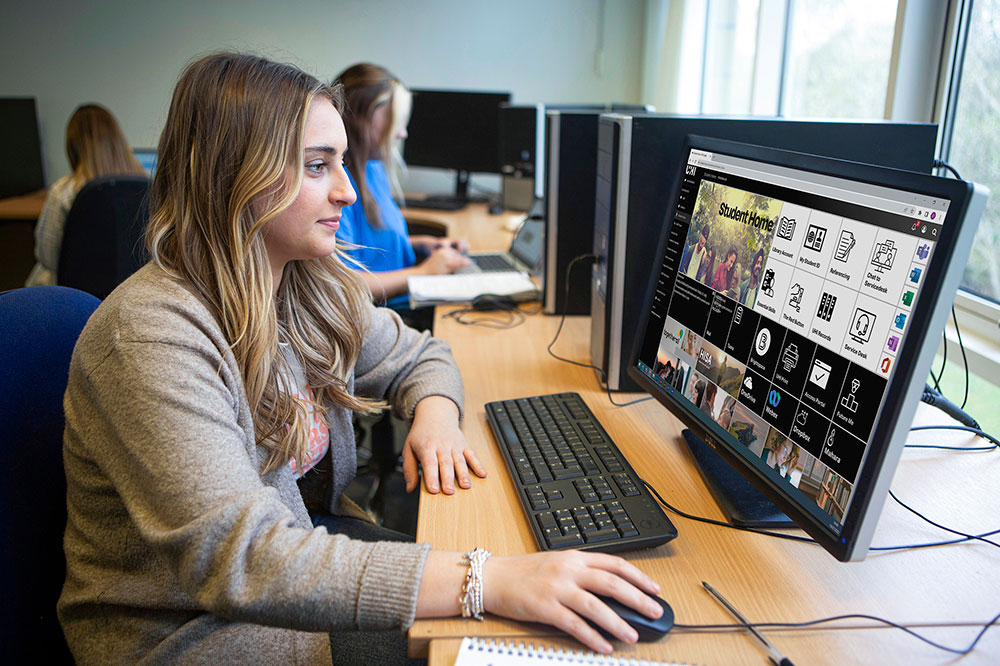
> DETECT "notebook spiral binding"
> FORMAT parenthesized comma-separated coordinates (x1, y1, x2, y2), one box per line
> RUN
(455, 636, 696, 666)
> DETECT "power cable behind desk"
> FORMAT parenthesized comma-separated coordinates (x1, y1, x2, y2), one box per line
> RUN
(486, 392, 677, 553)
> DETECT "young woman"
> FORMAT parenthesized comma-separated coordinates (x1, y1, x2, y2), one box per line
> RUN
(335, 63, 470, 306)
(57, 53, 662, 665)
(25, 104, 145, 286)
(710, 246, 738, 292)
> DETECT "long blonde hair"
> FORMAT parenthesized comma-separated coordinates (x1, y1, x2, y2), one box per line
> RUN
(335, 63, 410, 228)
(146, 52, 383, 472)
(65, 104, 144, 185)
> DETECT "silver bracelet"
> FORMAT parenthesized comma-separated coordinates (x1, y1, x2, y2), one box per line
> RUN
(459, 547, 492, 621)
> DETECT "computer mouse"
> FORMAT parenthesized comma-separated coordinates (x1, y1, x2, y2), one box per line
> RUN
(588, 594, 674, 642)
(471, 293, 517, 311)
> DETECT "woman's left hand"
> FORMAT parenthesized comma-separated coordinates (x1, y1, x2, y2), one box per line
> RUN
(402, 396, 486, 494)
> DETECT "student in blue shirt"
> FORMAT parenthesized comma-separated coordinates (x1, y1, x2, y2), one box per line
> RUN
(336, 63, 470, 307)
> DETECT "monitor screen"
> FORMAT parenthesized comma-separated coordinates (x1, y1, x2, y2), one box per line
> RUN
(133, 148, 157, 176)
(0, 98, 45, 198)
(628, 135, 986, 561)
(403, 89, 512, 177)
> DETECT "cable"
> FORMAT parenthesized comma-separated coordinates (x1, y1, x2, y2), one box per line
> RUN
(934, 159, 963, 181)
(907, 423, 999, 451)
(928, 159, 974, 414)
(641, 477, 1000, 552)
(442, 297, 543, 329)
(546, 253, 651, 408)
(675, 611, 1000, 656)
(953, 306, 971, 409)
(929, 328, 947, 392)
(888, 489, 1000, 549)
(640, 478, 814, 543)
(920, 384, 980, 430)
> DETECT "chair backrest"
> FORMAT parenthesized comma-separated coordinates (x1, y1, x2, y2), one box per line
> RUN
(58, 174, 151, 299)
(0, 286, 101, 664)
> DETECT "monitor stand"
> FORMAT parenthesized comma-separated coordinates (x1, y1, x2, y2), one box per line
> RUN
(681, 429, 793, 527)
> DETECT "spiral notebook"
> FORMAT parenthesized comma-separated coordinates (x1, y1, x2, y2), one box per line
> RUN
(453, 637, 697, 666)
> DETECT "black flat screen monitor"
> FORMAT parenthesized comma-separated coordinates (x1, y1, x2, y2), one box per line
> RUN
(403, 89, 511, 202)
(0, 98, 45, 198)
(628, 135, 987, 561)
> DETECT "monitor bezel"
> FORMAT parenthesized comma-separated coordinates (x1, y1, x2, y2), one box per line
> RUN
(627, 133, 985, 561)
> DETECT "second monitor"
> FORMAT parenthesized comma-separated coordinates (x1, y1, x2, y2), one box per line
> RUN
(403, 89, 511, 209)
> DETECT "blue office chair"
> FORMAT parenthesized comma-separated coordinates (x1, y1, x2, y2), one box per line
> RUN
(0, 286, 101, 664)
(58, 174, 151, 300)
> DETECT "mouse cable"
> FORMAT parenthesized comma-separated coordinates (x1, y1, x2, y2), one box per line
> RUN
(675, 610, 1000, 656)
(443, 306, 526, 329)
(546, 253, 651, 408)
(907, 423, 999, 451)
(442, 297, 543, 329)
(640, 478, 1000, 552)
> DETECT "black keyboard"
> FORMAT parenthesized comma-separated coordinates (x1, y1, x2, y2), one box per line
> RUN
(485, 392, 677, 553)
(404, 195, 467, 211)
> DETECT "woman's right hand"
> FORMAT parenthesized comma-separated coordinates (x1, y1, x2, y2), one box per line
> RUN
(483, 550, 664, 654)
(419, 245, 472, 275)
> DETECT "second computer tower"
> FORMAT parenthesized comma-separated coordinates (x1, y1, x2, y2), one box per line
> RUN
(543, 110, 603, 315)
(591, 114, 939, 391)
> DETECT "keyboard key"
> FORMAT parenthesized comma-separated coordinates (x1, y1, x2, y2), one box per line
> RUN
(547, 533, 585, 549)
(584, 528, 620, 544)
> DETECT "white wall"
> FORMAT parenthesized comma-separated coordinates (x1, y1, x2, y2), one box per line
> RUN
(1, 0, 646, 191)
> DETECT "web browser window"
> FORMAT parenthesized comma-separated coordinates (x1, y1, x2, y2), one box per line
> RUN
(635, 147, 947, 532)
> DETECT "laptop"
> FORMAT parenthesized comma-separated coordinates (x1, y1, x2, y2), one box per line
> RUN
(459, 218, 543, 274)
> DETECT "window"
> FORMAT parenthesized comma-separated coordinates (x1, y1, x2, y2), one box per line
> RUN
(781, 0, 897, 119)
(678, 0, 899, 118)
(943, 0, 1000, 304)
(648, 0, 1000, 388)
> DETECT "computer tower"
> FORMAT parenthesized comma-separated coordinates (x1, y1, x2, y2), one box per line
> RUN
(591, 114, 939, 391)
(543, 110, 605, 315)
(499, 104, 544, 211)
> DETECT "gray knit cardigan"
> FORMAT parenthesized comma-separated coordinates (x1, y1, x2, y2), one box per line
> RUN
(57, 264, 464, 664)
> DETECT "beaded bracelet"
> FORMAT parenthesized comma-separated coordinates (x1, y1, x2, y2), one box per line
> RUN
(459, 547, 492, 621)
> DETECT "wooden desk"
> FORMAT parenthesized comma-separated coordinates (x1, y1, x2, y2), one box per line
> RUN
(402, 202, 523, 251)
(0, 189, 46, 219)
(410, 308, 1000, 665)
(0, 189, 46, 290)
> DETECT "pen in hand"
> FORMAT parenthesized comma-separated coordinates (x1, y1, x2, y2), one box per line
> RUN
(702, 581, 796, 666)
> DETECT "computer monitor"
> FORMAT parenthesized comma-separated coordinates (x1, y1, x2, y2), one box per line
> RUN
(133, 148, 157, 176)
(403, 89, 512, 203)
(0, 98, 45, 198)
(628, 134, 987, 561)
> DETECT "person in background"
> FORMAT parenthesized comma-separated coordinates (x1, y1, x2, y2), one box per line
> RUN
(335, 63, 470, 307)
(727, 260, 742, 300)
(57, 52, 663, 665)
(711, 246, 738, 292)
(680, 223, 710, 279)
(696, 245, 715, 285)
(740, 249, 765, 306)
(25, 104, 145, 287)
